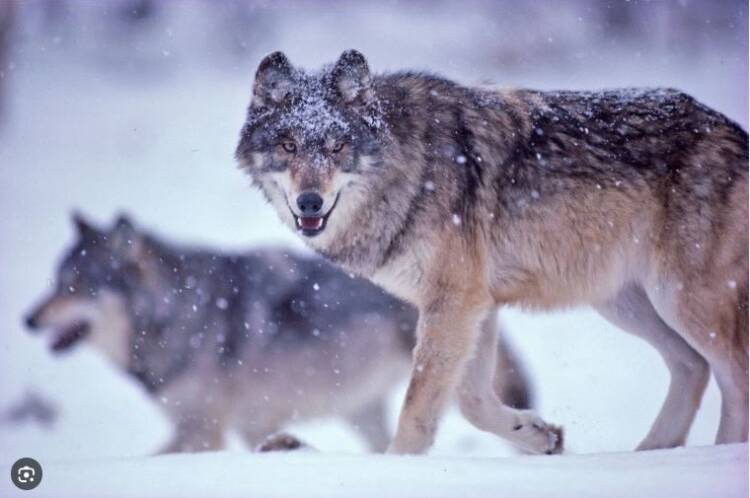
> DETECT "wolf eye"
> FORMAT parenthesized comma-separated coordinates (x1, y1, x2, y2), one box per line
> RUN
(331, 142, 345, 153)
(281, 141, 297, 153)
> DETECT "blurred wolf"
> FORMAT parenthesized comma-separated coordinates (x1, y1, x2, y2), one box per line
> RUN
(236, 50, 748, 455)
(24, 213, 531, 453)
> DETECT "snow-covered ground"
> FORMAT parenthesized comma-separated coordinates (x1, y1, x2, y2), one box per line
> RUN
(0, 2, 747, 496)
(1, 444, 747, 498)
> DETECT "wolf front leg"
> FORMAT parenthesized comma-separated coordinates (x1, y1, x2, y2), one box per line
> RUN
(387, 299, 486, 454)
(457, 311, 563, 454)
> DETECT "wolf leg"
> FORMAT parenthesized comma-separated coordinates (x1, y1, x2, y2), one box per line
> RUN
(649, 281, 749, 444)
(595, 284, 709, 450)
(255, 432, 313, 452)
(456, 311, 562, 454)
(705, 297, 748, 444)
(237, 418, 282, 450)
(345, 396, 391, 453)
(157, 416, 225, 454)
(493, 317, 534, 409)
(387, 301, 486, 454)
(714, 360, 749, 444)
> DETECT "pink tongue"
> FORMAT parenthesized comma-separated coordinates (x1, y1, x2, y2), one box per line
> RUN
(299, 217, 322, 230)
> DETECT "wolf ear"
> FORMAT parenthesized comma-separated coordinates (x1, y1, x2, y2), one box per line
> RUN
(252, 51, 294, 108)
(330, 49, 371, 104)
(72, 210, 98, 238)
(114, 213, 134, 233)
(111, 213, 142, 259)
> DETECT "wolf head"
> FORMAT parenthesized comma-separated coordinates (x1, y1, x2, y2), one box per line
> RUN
(24, 213, 141, 361)
(235, 50, 388, 243)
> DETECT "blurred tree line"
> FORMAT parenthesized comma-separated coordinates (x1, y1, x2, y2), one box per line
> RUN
(0, 0, 746, 122)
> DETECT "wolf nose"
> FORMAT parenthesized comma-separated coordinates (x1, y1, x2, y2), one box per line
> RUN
(25, 314, 38, 329)
(297, 192, 323, 215)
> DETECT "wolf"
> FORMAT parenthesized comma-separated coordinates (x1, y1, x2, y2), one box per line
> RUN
(24, 212, 531, 453)
(235, 50, 748, 455)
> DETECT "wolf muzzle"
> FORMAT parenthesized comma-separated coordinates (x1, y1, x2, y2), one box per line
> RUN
(292, 191, 340, 237)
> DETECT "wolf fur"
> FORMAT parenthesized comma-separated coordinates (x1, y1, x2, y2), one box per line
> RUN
(236, 50, 748, 454)
(25, 213, 531, 453)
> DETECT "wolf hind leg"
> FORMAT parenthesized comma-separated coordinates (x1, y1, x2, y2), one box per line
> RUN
(648, 279, 748, 444)
(456, 311, 563, 454)
(706, 294, 748, 444)
(345, 396, 391, 453)
(714, 361, 749, 444)
(595, 284, 709, 450)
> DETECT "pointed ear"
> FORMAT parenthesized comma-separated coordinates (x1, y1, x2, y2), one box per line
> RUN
(330, 50, 371, 104)
(72, 210, 98, 238)
(111, 213, 142, 260)
(252, 51, 295, 108)
(114, 213, 134, 233)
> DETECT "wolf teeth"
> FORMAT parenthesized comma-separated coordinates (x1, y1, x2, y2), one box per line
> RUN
(296, 217, 323, 230)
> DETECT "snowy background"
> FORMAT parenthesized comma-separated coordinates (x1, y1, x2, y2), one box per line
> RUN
(0, 1, 747, 496)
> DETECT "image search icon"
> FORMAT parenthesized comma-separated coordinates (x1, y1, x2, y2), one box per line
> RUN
(11, 457, 42, 491)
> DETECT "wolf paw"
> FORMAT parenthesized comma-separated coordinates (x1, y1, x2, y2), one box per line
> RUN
(510, 412, 564, 455)
(255, 432, 312, 453)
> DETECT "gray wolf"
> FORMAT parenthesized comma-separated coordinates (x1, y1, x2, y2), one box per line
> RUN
(235, 50, 748, 454)
(24, 213, 531, 453)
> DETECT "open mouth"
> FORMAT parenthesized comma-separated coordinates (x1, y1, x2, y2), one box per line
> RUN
(51, 321, 90, 352)
(296, 215, 325, 232)
(289, 193, 340, 238)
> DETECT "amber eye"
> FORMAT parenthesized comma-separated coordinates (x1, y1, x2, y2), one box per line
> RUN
(331, 142, 345, 153)
(281, 141, 297, 153)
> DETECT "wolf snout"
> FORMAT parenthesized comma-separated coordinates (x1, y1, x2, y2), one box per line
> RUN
(296, 191, 323, 216)
(24, 312, 40, 330)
